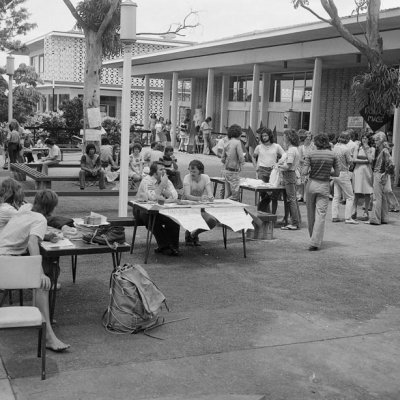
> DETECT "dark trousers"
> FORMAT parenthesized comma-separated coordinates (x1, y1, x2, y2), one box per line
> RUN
(139, 210, 180, 250)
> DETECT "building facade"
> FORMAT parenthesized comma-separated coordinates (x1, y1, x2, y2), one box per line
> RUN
(105, 8, 400, 142)
(17, 30, 193, 126)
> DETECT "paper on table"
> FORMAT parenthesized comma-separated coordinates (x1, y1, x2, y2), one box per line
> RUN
(205, 207, 254, 232)
(41, 238, 75, 249)
(159, 208, 210, 232)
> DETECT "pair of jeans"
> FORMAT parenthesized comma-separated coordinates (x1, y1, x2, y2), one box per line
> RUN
(282, 170, 300, 227)
(369, 172, 389, 224)
(306, 179, 330, 248)
(332, 171, 354, 220)
(223, 170, 240, 201)
(257, 166, 279, 213)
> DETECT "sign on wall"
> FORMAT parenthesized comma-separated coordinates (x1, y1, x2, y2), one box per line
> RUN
(347, 116, 364, 129)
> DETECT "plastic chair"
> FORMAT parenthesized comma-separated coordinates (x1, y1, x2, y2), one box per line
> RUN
(0, 255, 46, 380)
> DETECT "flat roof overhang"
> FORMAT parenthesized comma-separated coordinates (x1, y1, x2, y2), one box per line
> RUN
(103, 8, 400, 79)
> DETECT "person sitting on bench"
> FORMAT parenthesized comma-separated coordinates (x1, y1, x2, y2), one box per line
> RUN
(160, 146, 183, 190)
(41, 139, 61, 174)
(79, 144, 105, 190)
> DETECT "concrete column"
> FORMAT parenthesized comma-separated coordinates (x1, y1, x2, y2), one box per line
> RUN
(220, 75, 229, 133)
(310, 57, 322, 135)
(250, 64, 260, 132)
(261, 72, 271, 127)
(393, 107, 400, 185)
(143, 75, 150, 128)
(162, 79, 171, 120)
(171, 72, 179, 147)
(205, 68, 215, 120)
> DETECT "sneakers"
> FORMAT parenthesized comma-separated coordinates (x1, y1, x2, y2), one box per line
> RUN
(332, 218, 344, 222)
(308, 246, 319, 251)
(345, 219, 359, 224)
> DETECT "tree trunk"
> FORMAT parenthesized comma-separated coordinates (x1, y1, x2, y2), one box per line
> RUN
(83, 30, 103, 125)
(82, 30, 103, 149)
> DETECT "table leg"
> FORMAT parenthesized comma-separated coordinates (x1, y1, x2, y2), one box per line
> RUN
(71, 255, 77, 283)
(49, 261, 59, 323)
(130, 216, 139, 254)
(144, 214, 156, 264)
(222, 225, 227, 249)
(242, 229, 247, 258)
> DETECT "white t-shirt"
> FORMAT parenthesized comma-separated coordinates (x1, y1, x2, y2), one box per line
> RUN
(183, 174, 211, 197)
(0, 203, 18, 234)
(0, 205, 46, 255)
(253, 143, 285, 168)
(49, 145, 62, 161)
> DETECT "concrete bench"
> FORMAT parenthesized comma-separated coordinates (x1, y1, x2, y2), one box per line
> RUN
(11, 163, 80, 189)
(27, 162, 81, 170)
(245, 207, 278, 240)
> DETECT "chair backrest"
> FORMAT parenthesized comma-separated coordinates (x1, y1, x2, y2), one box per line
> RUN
(0, 256, 42, 290)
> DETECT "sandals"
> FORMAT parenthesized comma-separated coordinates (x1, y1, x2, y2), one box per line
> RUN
(281, 225, 299, 230)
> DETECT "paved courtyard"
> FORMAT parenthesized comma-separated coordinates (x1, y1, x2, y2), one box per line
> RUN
(1, 151, 400, 400)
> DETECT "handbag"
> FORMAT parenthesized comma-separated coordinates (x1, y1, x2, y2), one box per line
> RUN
(47, 215, 75, 229)
(82, 225, 126, 248)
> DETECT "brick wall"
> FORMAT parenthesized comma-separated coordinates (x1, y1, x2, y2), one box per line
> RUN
(319, 67, 366, 136)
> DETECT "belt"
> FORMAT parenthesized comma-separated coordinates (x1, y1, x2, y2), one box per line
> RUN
(225, 167, 239, 172)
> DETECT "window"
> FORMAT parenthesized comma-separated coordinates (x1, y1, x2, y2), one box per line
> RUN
(59, 94, 70, 105)
(39, 55, 44, 74)
(178, 80, 191, 102)
(270, 72, 313, 103)
(229, 75, 261, 102)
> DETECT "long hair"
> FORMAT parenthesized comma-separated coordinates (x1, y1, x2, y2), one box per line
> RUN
(0, 178, 24, 207)
(313, 134, 331, 150)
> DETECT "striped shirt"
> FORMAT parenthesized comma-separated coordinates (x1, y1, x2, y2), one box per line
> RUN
(304, 149, 339, 181)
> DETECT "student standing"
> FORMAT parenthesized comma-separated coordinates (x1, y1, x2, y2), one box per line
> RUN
(221, 124, 245, 201)
(303, 134, 340, 251)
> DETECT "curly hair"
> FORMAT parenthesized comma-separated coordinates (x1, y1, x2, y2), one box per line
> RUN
(227, 124, 242, 139)
(284, 129, 299, 146)
(188, 159, 205, 174)
(259, 128, 274, 144)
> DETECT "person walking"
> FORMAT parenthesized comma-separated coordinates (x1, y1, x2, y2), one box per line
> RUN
(303, 134, 339, 251)
(7, 120, 21, 164)
(331, 131, 358, 224)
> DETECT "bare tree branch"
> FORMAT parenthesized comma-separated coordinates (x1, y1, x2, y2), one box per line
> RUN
(62, 0, 88, 31)
(97, 0, 120, 39)
(295, 1, 331, 24)
(137, 10, 199, 37)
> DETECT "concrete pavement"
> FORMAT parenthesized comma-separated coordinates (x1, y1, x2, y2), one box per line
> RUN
(1, 152, 400, 399)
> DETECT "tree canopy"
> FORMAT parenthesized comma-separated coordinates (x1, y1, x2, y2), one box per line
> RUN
(0, 0, 36, 51)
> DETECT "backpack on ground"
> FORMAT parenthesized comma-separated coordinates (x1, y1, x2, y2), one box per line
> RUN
(102, 263, 167, 334)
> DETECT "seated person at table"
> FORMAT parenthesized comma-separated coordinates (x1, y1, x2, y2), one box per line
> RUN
(136, 161, 180, 256)
(41, 139, 61, 174)
(161, 146, 183, 189)
(0, 178, 24, 234)
(0, 189, 70, 352)
(79, 144, 106, 190)
(183, 159, 217, 246)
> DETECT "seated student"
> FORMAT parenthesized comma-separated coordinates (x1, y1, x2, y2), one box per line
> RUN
(0, 178, 24, 234)
(182, 159, 217, 246)
(100, 137, 114, 168)
(79, 144, 106, 190)
(160, 146, 183, 189)
(129, 143, 144, 188)
(41, 139, 61, 174)
(22, 132, 35, 163)
(136, 161, 180, 256)
(0, 189, 70, 352)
